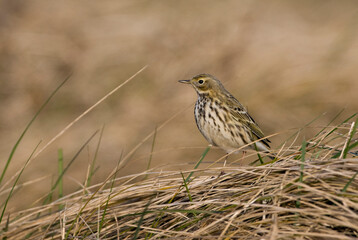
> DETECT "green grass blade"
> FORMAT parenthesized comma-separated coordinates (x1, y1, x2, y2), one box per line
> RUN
(331, 115, 358, 158)
(3, 214, 10, 236)
(314, 109, 345, 138)
(185, 145, 211, 183)
(146, 127, 157, 177)
(145, 147, 210, 238)
(180, 172, 193, 202)
(0, 140, 42, 224)
(0, 74, 71, 185)
(342, 171, 358, 192)
(332, 142, 358, 159)
(326, 113, 357, 140)
(99, 151, 122, 234)
(58, 149, 64, 199)
(133, 198, 152, 240)
(347, 141, 358, 153)
(279, 113, 325, 148)
(254, 143, 264, 164)
(43, 130, 98, 205)
(58, 148, 64, 211)
(87, 125, 105, 187)
(65, 151, 128, 238)
(174, 214, 207, 231)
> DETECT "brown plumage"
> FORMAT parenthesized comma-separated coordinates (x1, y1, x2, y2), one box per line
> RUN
(179, 73, 271, 156)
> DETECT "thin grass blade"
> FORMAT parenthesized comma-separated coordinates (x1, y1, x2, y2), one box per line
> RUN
(185, 145, 211, 183)
(0, 74, 71, 185)
(87, 125, 105, 187)
(145, 127, 157, 179)
(0, 140, 42, 224)
(43, 130, 98, 205)
(342, 118, 358, 158)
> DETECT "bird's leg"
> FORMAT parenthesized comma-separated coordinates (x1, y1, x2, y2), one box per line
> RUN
(223, 153, 229, 167)
(242, 150, 247, 160)
(218, 153, 229, 178)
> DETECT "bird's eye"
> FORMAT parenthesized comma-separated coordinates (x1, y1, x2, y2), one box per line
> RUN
(198, 79, 204, 84)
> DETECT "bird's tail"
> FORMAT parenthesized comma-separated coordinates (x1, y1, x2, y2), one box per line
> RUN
(254, 142, 277, 161)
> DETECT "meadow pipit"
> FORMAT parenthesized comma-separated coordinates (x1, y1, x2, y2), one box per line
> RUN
(179, 73, 272, 158)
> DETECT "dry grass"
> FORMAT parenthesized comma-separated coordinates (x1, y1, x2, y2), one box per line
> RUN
(1, 2, 358, 238)
(2, 121, 357, 239)
(1, 0, 358, 211)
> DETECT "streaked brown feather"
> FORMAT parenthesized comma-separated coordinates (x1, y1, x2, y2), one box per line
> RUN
(179, 73, 272, 154)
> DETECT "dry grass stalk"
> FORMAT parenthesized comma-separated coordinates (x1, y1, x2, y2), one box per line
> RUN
(1, 124, 358, 239)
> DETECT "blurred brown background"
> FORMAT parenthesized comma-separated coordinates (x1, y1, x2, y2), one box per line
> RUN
(1, 0, 358, 210)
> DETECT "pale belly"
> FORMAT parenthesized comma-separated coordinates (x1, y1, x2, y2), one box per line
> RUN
(195, 98, 247, 153)
(199, 120, 246, 153)
(194, 95, 270, 154)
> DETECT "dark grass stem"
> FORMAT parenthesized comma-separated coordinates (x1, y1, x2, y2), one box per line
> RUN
(296, 139, 307, 208)
(314, 109, 345, 138)
(180, 172, 193, 202)
(0, 74, 71, 185)
(2, 67, 147, 194)
(145, 127, 157, 179)
(342, 171, 358, 193)
(254, 143, 264, 164)
(326, 113, 357, 143)
(147, 147, 210, 239)
(185, 145, 211, 183)
(87, 125, 105, 187)
(280, 113, 325, 149)
(0, 141, 42, 224)
(57, 149, 64, 199)
(65, 152, 133, 238)
(57, 149, 64, 211)
(99, 152, 123, 234)
(44, 130, 98, 205)
(133, 198, 152, 240)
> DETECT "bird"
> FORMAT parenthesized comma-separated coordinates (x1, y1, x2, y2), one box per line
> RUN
(179, 73, 273, 159)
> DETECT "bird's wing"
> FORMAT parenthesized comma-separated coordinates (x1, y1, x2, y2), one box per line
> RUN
(227, 95, 271, 148)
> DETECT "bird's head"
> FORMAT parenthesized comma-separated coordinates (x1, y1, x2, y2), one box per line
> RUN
(178, 73, 224, 95)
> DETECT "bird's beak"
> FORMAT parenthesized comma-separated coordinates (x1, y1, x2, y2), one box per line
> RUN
(178, 79, 191, 84)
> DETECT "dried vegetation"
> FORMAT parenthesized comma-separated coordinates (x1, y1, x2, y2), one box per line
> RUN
(2, 120, 358, 239)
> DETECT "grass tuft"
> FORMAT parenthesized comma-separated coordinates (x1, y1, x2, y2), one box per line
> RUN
(1, 116, 358, 239)
(43, 131, 98, 206)
(1, 108, 358, 239)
